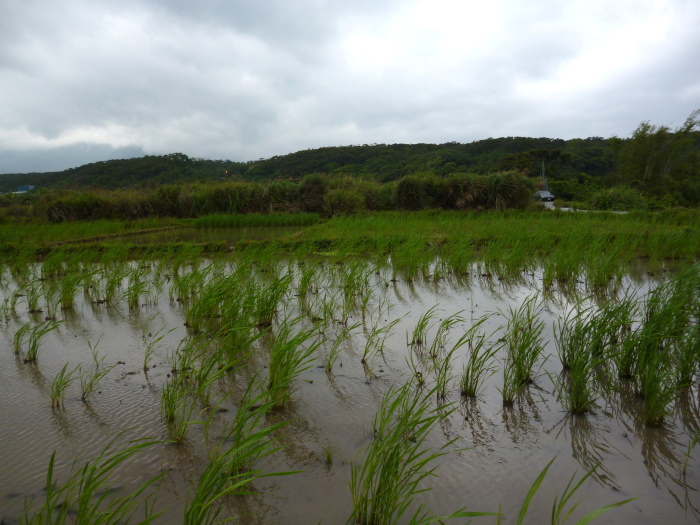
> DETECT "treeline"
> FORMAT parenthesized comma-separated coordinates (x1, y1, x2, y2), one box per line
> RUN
(5, 172, 534, 222)
(0, 153, 248, 193)
(2, 111, 698, 207)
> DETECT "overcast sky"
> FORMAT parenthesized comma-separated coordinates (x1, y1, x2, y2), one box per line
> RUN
(1, 0, 699, 173)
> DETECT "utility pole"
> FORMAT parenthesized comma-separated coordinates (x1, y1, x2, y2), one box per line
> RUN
(541, 161, 548, 191)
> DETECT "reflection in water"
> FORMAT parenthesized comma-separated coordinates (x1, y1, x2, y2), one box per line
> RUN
(548, 413, 624, 488)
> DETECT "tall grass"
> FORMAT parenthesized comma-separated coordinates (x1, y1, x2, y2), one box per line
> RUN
(193, 212, 320, 228)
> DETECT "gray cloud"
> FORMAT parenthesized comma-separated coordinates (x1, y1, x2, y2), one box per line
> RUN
(1, 0, 698, 173)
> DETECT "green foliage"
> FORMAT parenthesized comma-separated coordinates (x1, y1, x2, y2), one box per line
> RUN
(323, 188, 366, 216)
(613, 109, 700, 206)
(21, 437, 164, 525)
(588, 187, 647, 211)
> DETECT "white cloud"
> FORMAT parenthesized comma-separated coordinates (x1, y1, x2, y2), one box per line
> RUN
(0, 0, 698, 172)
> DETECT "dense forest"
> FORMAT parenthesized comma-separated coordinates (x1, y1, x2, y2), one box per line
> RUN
(1, 111, 698, 209)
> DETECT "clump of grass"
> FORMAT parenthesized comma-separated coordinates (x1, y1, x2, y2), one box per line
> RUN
(552, 305, 609, 414)
(51, 363, 78, 408)
(24, 320, 63, 363)
(185, 419, 295, 524)
(267, 316, 321, 410)
(324, 321, 361, 374)
(322, 444, 334, 468)
(78, 361, 115, 403)
(13, 322, 31, 356)
(408, 305, 439, 351)
(350, 382, 493, 524)
(21, 436, 164, 525)
(161, 377, 201, 443)
(501, 295, 545, 394)
(460, 315, 500, 398)
(428, 312, 464, 359)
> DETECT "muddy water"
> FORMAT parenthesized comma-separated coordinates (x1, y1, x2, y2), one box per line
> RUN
(0, 260, 698, 524)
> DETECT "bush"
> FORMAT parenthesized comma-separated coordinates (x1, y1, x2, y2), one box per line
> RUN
(323, 188, 365, 216)
(588, 187, 647, 211)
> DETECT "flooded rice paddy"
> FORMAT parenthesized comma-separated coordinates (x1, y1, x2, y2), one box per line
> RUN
(0, 250, 698, 524)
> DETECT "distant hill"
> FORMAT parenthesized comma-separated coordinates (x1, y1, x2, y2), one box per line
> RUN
(0, 137, 616, 192)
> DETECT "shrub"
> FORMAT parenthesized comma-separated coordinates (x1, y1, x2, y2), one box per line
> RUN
(323, 188, 365, 216)
(588, 187, 647, 211)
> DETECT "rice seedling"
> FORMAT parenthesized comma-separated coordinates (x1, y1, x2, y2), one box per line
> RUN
(361, 317, 402, 366)
(324, 321, 361, 374)
(78, 360, 115, 403)
(58, 271, 83, 310)
(406, 350, 428, 388)
(25, 320, 62, 363)
(322, 444, 334, 468)
(13, 322, 31, 356)
(638, 357, 679, 426)
(349, 382, 491, 524)
(499, 355, 521, 407)
(408, 305, 439, 351)
(184, 421, 295, 525)
(161, 378, 202, 443)
(104, 265, 128, 305)
(433, 341, 459, 403)
(20, 435, 164, 525)
(50, 363, 79, 409)
(459, 316, 500, 398)
(428, 312, 464, 359)
(26, 278, 43, 313)
(123, 265, 151, 310)
(501, 294, 546, 388)
(673, 324, 699, 387)
(267, 316, 321, 410)
(143, 324, 176, 372)
(253, 274, 292, 328)
(504, 458, 633, 525)
(296, 263, 318, 307)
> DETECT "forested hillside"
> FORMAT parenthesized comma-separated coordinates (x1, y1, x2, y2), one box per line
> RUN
(1, 111, 698, 206)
